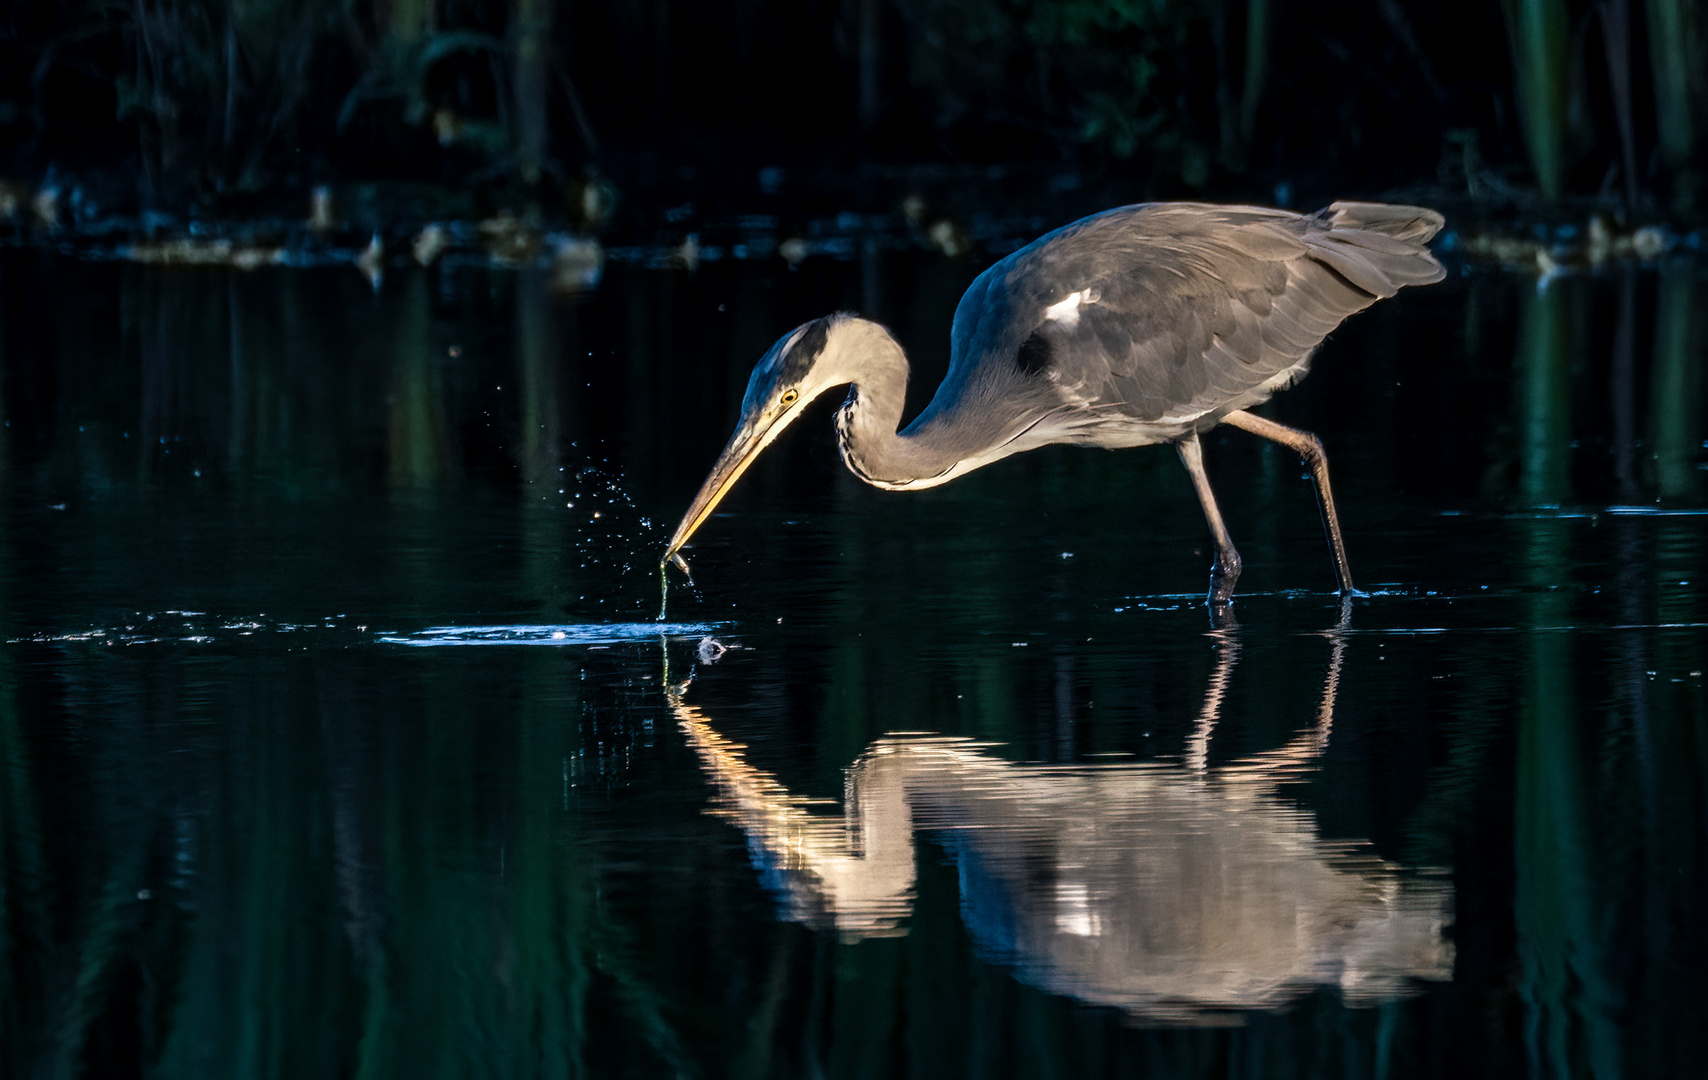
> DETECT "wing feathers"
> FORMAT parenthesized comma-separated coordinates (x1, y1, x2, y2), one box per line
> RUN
(942, 200, 1445, 435)
(1324, 201, 1446, 243)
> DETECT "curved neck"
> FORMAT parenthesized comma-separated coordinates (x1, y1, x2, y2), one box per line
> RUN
(827, 320, 963, 488)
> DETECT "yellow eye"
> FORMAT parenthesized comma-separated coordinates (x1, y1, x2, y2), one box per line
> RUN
(780, 389, 800, 407)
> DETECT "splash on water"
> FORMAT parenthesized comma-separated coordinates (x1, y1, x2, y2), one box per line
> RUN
(11, 611, 338, 645)
(383, 623, 719, 647)
(657, 552, 692, 622)
(16, 614, 723, 649)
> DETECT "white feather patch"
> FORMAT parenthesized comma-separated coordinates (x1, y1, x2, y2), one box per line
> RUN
(1042, 287, 1100, 329)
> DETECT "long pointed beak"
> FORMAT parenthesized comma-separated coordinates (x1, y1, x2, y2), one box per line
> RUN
(662, 411, 793, 566)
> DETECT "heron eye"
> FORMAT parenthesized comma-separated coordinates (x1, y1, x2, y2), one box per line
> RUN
(780, 389, 800, 407)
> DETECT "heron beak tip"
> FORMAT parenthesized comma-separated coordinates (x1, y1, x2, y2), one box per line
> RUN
(664, 409, 791, 572)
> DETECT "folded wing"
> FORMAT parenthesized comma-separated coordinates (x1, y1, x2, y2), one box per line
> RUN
(951, 202, 1445, 437)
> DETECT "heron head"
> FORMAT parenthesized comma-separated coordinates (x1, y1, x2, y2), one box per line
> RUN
(662, 315, 853, 565)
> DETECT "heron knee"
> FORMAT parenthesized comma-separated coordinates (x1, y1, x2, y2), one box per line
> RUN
(1295, 432, 1327, 472)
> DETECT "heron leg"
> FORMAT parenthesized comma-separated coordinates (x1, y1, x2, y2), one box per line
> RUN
(1220, 410, 1358, 595)
(1176, 432, 1242, 617)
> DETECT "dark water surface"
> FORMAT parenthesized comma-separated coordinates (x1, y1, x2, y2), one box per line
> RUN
(1, 246, 1705, 1078)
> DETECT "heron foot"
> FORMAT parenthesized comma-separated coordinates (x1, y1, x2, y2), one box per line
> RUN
(1209, 551, 1242, 593)
(1206, 555, 1242, 629)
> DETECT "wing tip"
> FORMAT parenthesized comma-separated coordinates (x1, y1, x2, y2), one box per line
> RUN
(1322, 201, 1446, 244)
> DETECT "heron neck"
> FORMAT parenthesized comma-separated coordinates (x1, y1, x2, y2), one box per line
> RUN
(831, 332, 959, 488)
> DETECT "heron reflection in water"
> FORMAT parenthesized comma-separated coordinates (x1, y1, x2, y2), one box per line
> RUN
(662, 202, 1444, 615)
(665, 633, 1452, 1023)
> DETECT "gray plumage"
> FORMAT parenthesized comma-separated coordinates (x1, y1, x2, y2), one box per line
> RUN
(880, 200, 1444, 480)
(664, 200, 1445, 609)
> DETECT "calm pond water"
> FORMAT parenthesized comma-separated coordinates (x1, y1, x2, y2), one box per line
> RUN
(0, 239, 1704, 1078)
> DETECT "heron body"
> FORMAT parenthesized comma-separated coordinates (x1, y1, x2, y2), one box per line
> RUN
(663, 200, 1445, 610)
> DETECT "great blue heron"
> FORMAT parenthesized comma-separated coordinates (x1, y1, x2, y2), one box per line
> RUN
(663, 201, 1445, 608)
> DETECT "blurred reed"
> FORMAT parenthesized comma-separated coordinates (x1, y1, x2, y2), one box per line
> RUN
(1502, 0, 1570, 200)
(7, 0, 1704, 209)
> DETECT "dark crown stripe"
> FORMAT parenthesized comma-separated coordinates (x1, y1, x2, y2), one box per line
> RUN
(781, 316, 834, 381)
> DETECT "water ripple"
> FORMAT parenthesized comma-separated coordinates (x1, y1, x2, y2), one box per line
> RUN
(382, 623, 720, 647)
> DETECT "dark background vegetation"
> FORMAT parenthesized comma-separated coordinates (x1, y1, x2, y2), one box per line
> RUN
(4, 6, 1708, 1078)
(1, 0, 1704, 226)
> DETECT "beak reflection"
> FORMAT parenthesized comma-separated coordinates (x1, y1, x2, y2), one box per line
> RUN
(666, 633, 1453, 1023)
